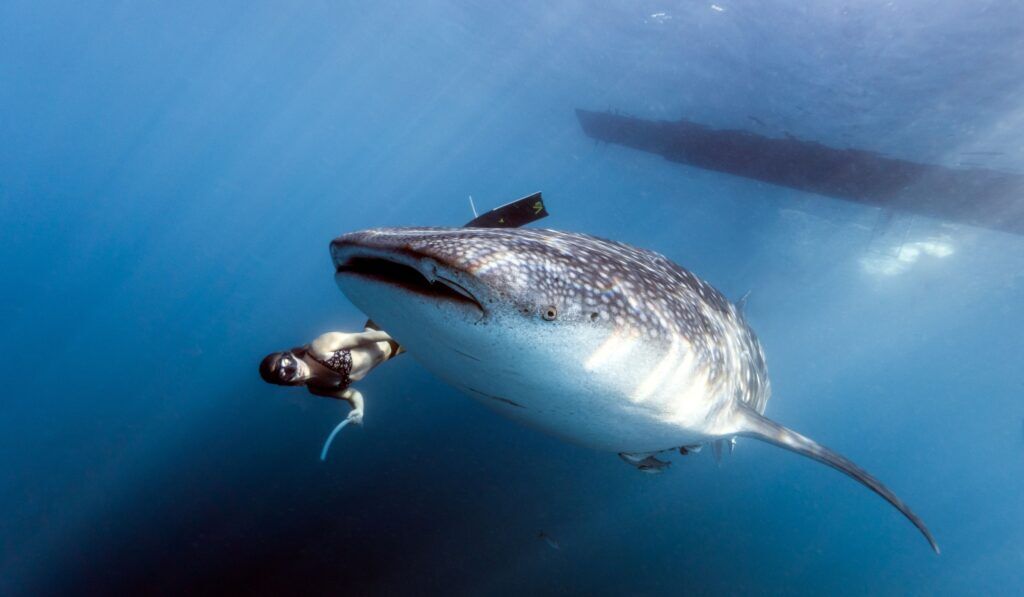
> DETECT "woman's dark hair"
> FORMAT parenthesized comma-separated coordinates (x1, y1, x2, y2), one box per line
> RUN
(259, 351, 305, 386)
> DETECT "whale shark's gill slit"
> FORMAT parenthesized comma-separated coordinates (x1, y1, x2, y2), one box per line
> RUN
(466, 386, 525, 408)
(337, 256, 483, 312)
(734, 405, 940, 554)
(436, 277, 478, 304)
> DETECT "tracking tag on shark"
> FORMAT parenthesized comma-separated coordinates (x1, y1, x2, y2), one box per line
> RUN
(464, 192, 548, 228)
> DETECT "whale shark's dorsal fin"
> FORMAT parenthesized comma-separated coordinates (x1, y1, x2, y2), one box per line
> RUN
(732, 405, 939, 554)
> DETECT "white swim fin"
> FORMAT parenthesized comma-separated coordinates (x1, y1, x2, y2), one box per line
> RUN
(320, 417, 354, 461)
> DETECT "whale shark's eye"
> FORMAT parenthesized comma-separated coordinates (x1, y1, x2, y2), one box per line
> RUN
(542, 306, 558, 321)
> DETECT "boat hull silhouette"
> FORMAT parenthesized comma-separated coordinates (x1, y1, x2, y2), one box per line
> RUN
(576, 109, 1024, 235)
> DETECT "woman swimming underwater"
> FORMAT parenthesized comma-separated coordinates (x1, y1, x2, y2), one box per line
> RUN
(259, 323, 402, 460)
(258, 192, 548, 460)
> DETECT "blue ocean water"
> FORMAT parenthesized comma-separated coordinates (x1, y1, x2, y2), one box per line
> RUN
(2, 1, 1023, 594)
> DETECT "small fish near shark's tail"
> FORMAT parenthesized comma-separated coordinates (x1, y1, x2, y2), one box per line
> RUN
(733, 405, 939, 554)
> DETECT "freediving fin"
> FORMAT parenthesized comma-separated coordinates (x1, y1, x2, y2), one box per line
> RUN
(733, 404, 939, 554)
(320, 417, 354, 461)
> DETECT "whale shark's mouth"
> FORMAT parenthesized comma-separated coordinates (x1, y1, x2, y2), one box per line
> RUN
(335, 254, 485, 313)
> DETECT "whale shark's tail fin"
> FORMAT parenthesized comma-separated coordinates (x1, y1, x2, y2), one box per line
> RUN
(733, 404, 939, 554)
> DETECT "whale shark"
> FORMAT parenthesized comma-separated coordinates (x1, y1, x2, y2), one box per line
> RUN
(329, 226, 938, 553)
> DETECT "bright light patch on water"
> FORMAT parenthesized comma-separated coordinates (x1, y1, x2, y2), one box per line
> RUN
(861, 238, 955, 276)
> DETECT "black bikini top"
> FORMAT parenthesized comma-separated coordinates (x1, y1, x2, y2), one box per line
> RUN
(308, 348, 353, 390)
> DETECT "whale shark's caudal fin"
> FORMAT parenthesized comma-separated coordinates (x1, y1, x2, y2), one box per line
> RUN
(733, 404, 939, 554)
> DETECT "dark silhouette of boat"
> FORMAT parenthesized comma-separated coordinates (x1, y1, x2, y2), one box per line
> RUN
(576, 109, 1024, 236)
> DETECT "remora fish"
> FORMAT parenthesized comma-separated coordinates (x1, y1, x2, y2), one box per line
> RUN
(330, 227, 938, 553)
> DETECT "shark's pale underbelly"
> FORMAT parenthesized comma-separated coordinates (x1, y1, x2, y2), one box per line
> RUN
(382, 307, 723, 452)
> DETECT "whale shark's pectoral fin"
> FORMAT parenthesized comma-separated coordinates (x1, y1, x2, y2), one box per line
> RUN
(732, 404, 939, 554)
(619, 452, 671, 474)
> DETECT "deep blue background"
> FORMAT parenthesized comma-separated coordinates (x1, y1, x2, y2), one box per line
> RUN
(2, 1, 1023, 594)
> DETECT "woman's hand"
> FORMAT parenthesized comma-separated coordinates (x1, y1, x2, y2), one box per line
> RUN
(342, 388, 364, 424)
(320, 388, 365, 461)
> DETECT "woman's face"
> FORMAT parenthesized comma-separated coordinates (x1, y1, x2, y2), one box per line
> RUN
(275, 352, 312, 385)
